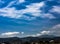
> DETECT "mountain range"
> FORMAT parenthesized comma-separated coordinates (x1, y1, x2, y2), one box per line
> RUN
(0, 35, 60, 42)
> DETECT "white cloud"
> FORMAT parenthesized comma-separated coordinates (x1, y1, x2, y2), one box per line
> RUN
(25, 2, 45, 16)
(0, 1, 55, 20)
(26, 2, 45, 9)
(0, 32, 25, 38)
(21, 32, 24, 34)
(16, 0, 26, 4)
(18, 0, 25, 3)
(25, 31, 51, 37)
(26, 34, 40, 37)
(33, 24, 60, 36)
(39, 24, 60, 36)
(50, 24, 60, 36)
(31, 34, 41, 37)
(41, 31, 50, 35)
(35, 31, 50, 37)
(0, 7, 23, 18)
(41, 13, 56, 19)
(5, 1, 17, 8)
(42, 24, 60, 36)
(36, 33, 41, 36)
(50, 6, 60, 14)
(0, 1, 45, 20)
(1, 32, 20, 36)
(0, 31, 25, 38)
(52, 24, 60, 29)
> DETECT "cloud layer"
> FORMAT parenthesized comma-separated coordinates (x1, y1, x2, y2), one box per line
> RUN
(0, 1, 56, 21)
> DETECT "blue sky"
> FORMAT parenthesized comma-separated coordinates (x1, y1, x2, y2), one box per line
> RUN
(0, 0, 60, 37)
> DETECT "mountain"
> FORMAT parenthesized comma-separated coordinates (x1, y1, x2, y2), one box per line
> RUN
(0, 37, 21, 42)
(38, 35, 56, 38)
(0, 35, 60, 42)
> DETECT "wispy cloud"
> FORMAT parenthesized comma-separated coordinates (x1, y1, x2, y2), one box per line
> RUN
(41, 13, 56, 19)
(0, 1, 56, 21)
(0, 7, 22, 18)
(50, 6, 60, 14)
(26, 31, 51, 37)
(49, 24, 60, 36)
(42, 24, 60, 36)
(18, 0, 25, 3)
(5, 1, 17, 8)
(52, 24, 60, 29)
(0, 1, 44, 19)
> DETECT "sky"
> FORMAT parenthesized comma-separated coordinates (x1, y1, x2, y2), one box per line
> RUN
(0, 0, 60, 38)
